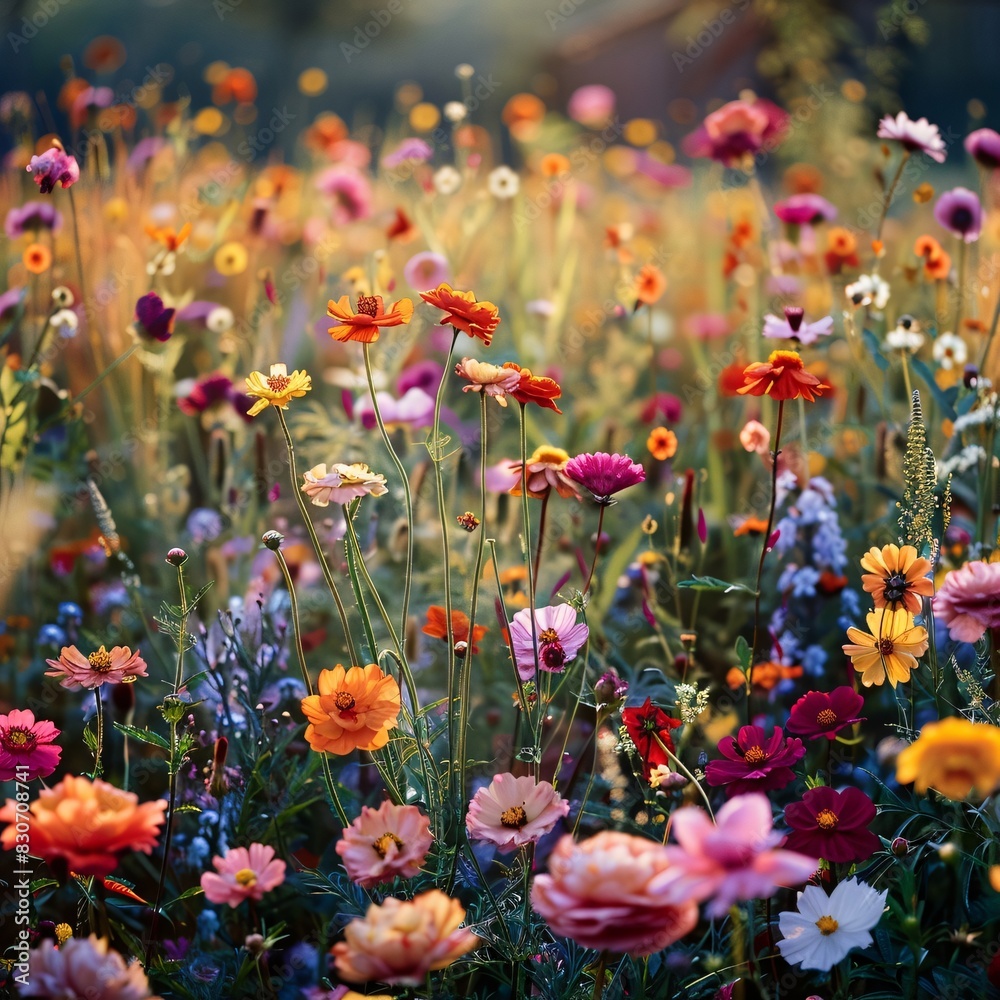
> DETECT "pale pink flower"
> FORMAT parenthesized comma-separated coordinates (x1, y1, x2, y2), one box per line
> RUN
(21, 936, 160, 999)
(466, 773, 569, 851)
(664, 792, 817, 917)
(301, 462, 388, 507)
(201, 842, 286, 907)
(739, 419, 771, 455)
(935, 560, 1000, 642)
(531, 830, 698, 956)
(334, 890, 478, 985)
(877, 111, 947, 162)
(454, 357, 521, 406)
(44, 644, 148, 690)
(335, 800, 433, 887)
(0, 709, 61, 781)
(508, 604, 590, 680)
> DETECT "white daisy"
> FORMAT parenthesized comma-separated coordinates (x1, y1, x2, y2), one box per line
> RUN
(778, 878, 888, 972)
(487, 165, 520, 200)
(433, 165, 462, 195)
(206, 306, 234, 334)
(443, 101, 467, 123)
(932, 332, 968, 370)
(846, 273, 890, 311)
(877, 111, 947, 163)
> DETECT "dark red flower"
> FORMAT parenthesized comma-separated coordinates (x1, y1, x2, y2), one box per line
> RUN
(621, 697, 682, 780)
(783, 786, 881, 864)
(134, 292, 174, 342)
(786, 687, 864, 741)
(705, 725, 805, 797)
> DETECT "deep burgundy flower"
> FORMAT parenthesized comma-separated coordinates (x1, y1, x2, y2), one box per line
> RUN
(621, 697, 681, 780)
(705, 725, 805, 797)
(786, 687, 864, 741)
(783, 786, 881, 864)
(965, 128, 1000, 169)
(134, 292, 175, 342)
(934, 187, 982, 243)
(565, 451, 645, 506)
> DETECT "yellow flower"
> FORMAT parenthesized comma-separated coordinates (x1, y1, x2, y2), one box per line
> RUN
(245, 363, 312, 418)
(215, 241, 248, 276)
(841, 607, 928, 688)
(896, 717, 1000, 800)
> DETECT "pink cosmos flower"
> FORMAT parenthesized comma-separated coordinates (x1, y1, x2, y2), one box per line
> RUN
(0, 709, 61, 781)
(21, 936, 161, 999)
(665, 793, 818, 917)
(774, 193, 837, 226)
(45, 644, 148, 690)
(705, 725, 805, 796)
(934, 187, 983, 243)
(508, 603, 589, 680)
(26, 146, 80, 193)
(935, 560, 1000, 642)
(301, 463, 388, 506)
(356, 387, 435, 431)
(201, 842, 286, 907)
(564, 451, 645, 505)
(403, 251, 450, 291)
(316, 166, 372, 224)
(455, 358, 522, 405)
(531, 830, 699, 956)
(877, 111, 947, 162)
(567, 84, 616, 127)
(683, 98, 789, 166)
(335, 800, 433, 887)
(965, 128, 1000, 168)
(762, 307, 834, 345)
(739, 419, 770, 455)
(466, 773, 569, 852)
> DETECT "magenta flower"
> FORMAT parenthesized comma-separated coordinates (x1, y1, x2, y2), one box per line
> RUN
(567, 84, 616, 126)
(0, 710, 62, 781)
(466, 773, 569, 852)
(316, 166, 372, 224)
(773, 194, 837, 226)
(786, 687, 864, 740)
(508, 603, 589, 680)
(664, 792, 818, 917)
(935, 559, 1000, 642)
(783, 787, 881, 864)
(683, 98, 789, 166)
(565, 451, 645, 506)
(934, 187, 982, 243)
(381, 137, 433, 169)
(965, 128, 1000, 168)
(201, 842, 286, 907)
(705, 725, 805, 797)
(763, 307, 833, 346)
(336, 800, 433, 888)
(26, 146, 80, 194)
(877, 111, 946, 162)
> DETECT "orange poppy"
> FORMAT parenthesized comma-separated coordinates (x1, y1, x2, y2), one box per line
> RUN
(738, 350, 829, 402)
(301, 664, 401, 754)
(327, 294, 414, 344)
(421, 606, 488, 655)
(734, 516, 770, 537)
(502, 362, 563, 413)
(826, 227, 857, 257)
(23, 243, 51, 274)
(145, 223, 192, 252)
(212, 68, 257, 105)
(747, 661, 804, 691)
(914, 235, 952, 279)
(647, 426, 677, 461)
(635, 264, 667, 306)
(420, 284, 501, 347)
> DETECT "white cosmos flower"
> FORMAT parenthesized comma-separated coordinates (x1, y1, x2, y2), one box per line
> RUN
(207, 306, 234, 334)
(433, 166, 462, 195)
(777, 878, 887, 971)
(845, 273, 890, 311)
(932, 332, 967, 370)
(488, 165, 520, 199)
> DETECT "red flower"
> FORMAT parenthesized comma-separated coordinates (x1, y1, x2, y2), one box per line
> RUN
(419, 283, 501, 347)
(421, 606, 488, 655)
(786, 687, 864, 741)
(783, 786, 881, 864)
(738, 350, 829, 402)
(705, 725, 805, 797)
(502, 362, 563, 413)
(621, 698, 681, 779)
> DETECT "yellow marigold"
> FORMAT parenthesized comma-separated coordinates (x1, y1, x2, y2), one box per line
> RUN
(301, 664, 400, 754)
(245, 363, 312, 418)
(896, 717, 1000, 800)
(842, 608, 928, 688)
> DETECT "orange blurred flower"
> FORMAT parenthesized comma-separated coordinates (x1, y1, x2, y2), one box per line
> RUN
(145, 223, 192, 252)
(826, 227, 857, 257)
(914, 235, 951, 279)
(727, 661, 803, 691)
(422, 606, 488, 655)
(502, 93, 546, 140)
(738, 350, 829, 402)
(420, 284, 501, 347)
(301, 664, 401, 755)
(23, 243, 51, 274)
(647, 427, 677, 460)
(734, 516, 770, 536)
(634, 264, 667, 306)
(896, 717, 1000, 800)
(213, 68, 257, 105)
(502, 362, 563, 413)
(327, 294, 414, 344)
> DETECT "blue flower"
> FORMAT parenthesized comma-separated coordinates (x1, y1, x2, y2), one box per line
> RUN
(196, 908, 220, 940)
(802, 644, 828, 677)
(37, 623, 67, 646)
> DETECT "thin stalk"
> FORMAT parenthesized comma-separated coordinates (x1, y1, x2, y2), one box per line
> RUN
(343, 506, 379, 661)
(532, 490, 549, 593)
(875, 151, 910, 245)
(953, 238, 967, 335)
(272, 547, 314, 696)
(320, 752, 351, 828)
(583, 504, 608, 597)
(654, 732, 714, 819)
(90, 687, 104, 778)
(977, 280, 1000, 372)
(592, 950, 608, 1000)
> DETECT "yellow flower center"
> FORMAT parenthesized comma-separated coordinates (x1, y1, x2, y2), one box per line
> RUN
(335, 691, 356, 711)
(815, 915, 839, 936)
(356, 294, 380, 317)
(767, 349, 803, 369)
(530, 445, 570, 467)
(816, 708, 838, 727)
(234, 868, 257, 887)
(55, 923, 73, 945)
(500, 805, 528, 828)
(816, 808, 839, 830)
(539, 628, 560, 643)
(87, 647, 113, 672)
(744, 746, 766, 764)
(4, 728, 30, 747)
(372, 832, 404, 858)
(266, 374, 291, 393)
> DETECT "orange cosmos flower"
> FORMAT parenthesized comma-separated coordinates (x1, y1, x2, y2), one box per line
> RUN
(738, 350, 829, 402)
(421, 606, 488, 655)
(647, 427, 677, 461)
(734, 515, 770, 537)
(23, 243, 51, 274)
(896, 717, 1000, 800)
(860, 543, 934, 615)
(502, 362, 563, 413)
(826, 226, 857, 257)
(914, 235, 951, 279)
(301, 664, 401, 755)
(327, 293, 414, 344)
(145, 223, 192, 252)
(635, 264, 667, 306)
(420, 284, 501, 347)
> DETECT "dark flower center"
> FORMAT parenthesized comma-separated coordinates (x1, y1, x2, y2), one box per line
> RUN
(335, 692, 356, 712)
(541, 643, 567, 670)
(1, 727, 35, 752)
(816, 808, 839, 830)
(951, 207, 974, 232)
(500, 805, 528, 828)
(816, 708, 838, 727)
(883, 572, 909, 603)
(356, 294, 380, 317)
(743, 746, 766, 764)
(784, 306, 805, 333)
(266, 374, 291, 393)
(877, 638, 895, 655)
(372, 832, 404, 858)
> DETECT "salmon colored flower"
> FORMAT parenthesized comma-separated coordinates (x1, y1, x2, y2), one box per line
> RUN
(896, 717, 1000, 800)
(245, 363, 312, 417)
(0, 709, 62, 781)
(860, 544, 933, 614)
(454, 357, 521, 405)
(634, 264, 667, 306)
(201, 842, 287, 907)
(502, 362, 563, 412)
(842, 608, 929, 688)
(301, 462, 388, 506)
(531, 831, 698, 956)
(466, 773, 569, 852)
(327, 293, 414, 344)
(647, 426, 677, 461)
(421, 606, 488, 655)
(739, 419, 770, 454)
(22, 936, 161, 1000)
(45, 644, 148, 690)
(914, 235, 951, 279)
(0, 775, 166, 876)
(508, 445, 581, 499)
(301, 664, 401, 755)
(420, 283, 501, 346)
(738, 350, 829, 402)
(336, 801, 433, 888)
(333, 890, 479, 985)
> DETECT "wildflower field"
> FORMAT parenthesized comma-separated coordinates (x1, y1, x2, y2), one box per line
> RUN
(4, 10, 1000, 1000)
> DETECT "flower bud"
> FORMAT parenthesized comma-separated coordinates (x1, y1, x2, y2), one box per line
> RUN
(261, 530, 284, 550)
(891, 836, 909, 857)
(166, 547, 188, 566)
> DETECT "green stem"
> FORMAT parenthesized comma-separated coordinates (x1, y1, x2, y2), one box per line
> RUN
(272, 547, 314, 696)
(953, 238, 967, 335)
(977, 280, 1000, 372)
(583, 503, 607, 597)
(592, 950, 608, 1000)
(90, 687, 104, 779)
(875, 151, 910, 246)
(320, 752, 352, 828)
(343, 502, 379, 661)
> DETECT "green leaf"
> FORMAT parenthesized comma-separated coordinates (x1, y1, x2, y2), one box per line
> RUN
(862, 328, 891, 372)
(114, 723, 170, 750)
(910, 355, 958, 420)
(82, 726, 99, 751)
(735, 636, 752, 671)
(677, 575, 755, 594)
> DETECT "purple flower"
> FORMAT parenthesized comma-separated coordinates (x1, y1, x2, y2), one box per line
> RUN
(705, 725, 806, 797)
(134, 292, 175, 342)
(877, 111, 946, 162)
(934, 187, 982, 243)
(595, 669, 628, 704)
(0, 287, 25, 322)
(403, 251, 450, 291)
(565, 451, 645, 505)
(356, 387, 435, 430)
(763, 307, 833, 345)
(381, 137, 433, 169)
(26, 146, 80, 194)
(128, 136, 167, 172)
(5, 201, 62, 238)
(398, 359, 444, 395)
(509, 603, 590, 680)
(965, 128, 1000, 168)
(773, 193, 837, 226)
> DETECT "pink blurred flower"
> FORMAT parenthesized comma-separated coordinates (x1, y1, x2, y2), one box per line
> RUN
(531, 830, 699, 956)
(935, 560, 1000, 642)
(665, 792, 818, 917)
(965, 128, 1000, 168)
(0, 709, 61, 781)
(466, 773, 569, 851)
(357, 387, 435, 430)
(683, 99, 788, 166)
(565, 451, 645, 505)
(316, 166, 372, 223)
(403, 251, 450, 290)
(934, 187, 982, 243)
(45, 644, 148, 690)
(739, 419, 771, 454)
(201, 842, 286, 907)
(683, 313, 730, 340)
(335, 800, 433, 888)
(509, 603, 589, 679)
(21, 936, 160, 999)
(26, 145, 80, 193)
(567, 84, 615, 127)
(877, 111, 947, 162)
(773, 194, 837, 226)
